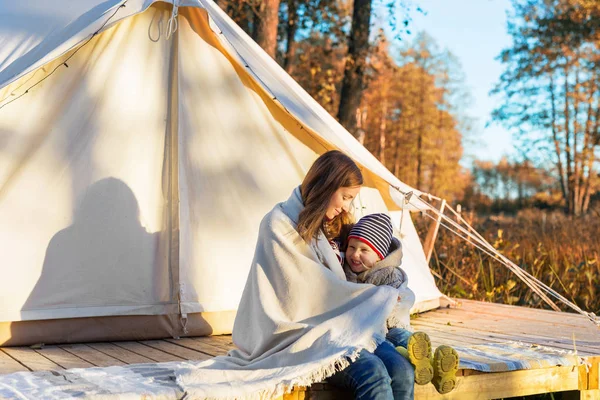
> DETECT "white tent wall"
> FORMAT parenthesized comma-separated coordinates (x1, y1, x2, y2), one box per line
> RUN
(0, 0, 154, 89)
(0, 4, 179, 345)
(0, 1, 443, 346)
(176, 9, 318, 315)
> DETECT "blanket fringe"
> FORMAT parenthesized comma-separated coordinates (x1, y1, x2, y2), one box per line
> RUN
(181, 334, 386, 400)
(386, 312, 411, 332)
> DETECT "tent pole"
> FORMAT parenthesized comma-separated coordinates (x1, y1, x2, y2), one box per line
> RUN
(423, 199, 446, 263)
(165, 12, 183, 336)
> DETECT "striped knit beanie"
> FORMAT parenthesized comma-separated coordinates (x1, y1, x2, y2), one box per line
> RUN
(348, 213, 393, 260)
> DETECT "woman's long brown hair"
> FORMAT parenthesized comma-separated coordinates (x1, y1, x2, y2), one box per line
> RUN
(297, 150, 363, 242)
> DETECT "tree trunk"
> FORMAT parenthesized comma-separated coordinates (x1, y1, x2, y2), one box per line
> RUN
(379, 98, 388, 165)
(572, 65, 582, 215)
(254, 0, 281, 58)
(225, 2, 253, 34)
(582, 92, 600, 213)
(394, 117, 405, 177)
(550, 75, 568, 211)
(283, 0, 298, 73)
(564, 64, 575, 214)
(416, 68, 425, 189)
(337, 0, 372, 137)
(579, 77, 596, 214)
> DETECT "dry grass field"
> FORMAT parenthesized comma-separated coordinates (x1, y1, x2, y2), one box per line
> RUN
(420, 209, 600, 315)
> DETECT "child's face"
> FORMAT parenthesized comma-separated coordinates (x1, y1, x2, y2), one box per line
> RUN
(346, 238, 381, 273)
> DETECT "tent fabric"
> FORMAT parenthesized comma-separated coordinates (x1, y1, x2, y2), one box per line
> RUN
(0, 4, 176, 323)
(0, 0, 422, 209)
(0, 0, 149, 90)
(0, 311, 236, 347)
(0, 1, 442, 342)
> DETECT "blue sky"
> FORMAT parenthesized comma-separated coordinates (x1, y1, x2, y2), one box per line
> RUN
(388, 0, 515, 164)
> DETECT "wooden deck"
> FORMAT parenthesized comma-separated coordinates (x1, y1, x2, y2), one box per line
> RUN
(1, 299, 599, 399)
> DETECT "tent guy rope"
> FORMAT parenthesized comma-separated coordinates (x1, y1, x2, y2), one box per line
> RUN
(395, 186, 600, 328)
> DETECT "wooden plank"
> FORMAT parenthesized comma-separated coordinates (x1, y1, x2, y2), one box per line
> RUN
(459, 299, 595, 325)
(59, 344, 126, 367)
(411, 365, 580, 399)
(581, 390, 600, 400)
(445, 300, 597, 331)
(2, 347, 62, 371)
(589, 357, 600, 390)
(421, 305, 584, 331)
(419, 322, 600, 352)
(412, 319, 600, 355)
(0, 349, 29, 374)
(140, 340, 211, 361)
(165, 338, 227, 357)
(426, 303, 591, 333)
(296, 365, 580, 400)
(112, 341, 185, 363)
(35, 346, 95, 369)
(87, 342, 155, 365)
(194, 336, 235, 352)
(418, 318, 600, 352)
(206, 335, 235, 347)
(418, 309, 600, 343)
(420, 325, 599, 357)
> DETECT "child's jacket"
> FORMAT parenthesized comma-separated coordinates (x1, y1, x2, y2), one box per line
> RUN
(343, 237, 416, 330)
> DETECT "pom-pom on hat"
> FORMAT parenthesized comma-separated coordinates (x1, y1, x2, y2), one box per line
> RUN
(347, 213, 393, 260)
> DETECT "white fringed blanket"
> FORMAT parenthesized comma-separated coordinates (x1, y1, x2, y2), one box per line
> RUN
(175, 187, 400, 399)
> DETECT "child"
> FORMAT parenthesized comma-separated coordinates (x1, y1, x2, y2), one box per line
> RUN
(343, 213, 459, 394)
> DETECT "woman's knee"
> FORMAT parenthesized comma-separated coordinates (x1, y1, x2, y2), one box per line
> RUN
(388, 355, 414, 386)
(355, 352, 392, 387)
(337, 350, 393, 398)
(375, 342, 415, 387)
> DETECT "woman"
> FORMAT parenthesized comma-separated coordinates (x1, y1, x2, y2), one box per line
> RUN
(296, 151, 414, 399)
(177, 151, 413, 400)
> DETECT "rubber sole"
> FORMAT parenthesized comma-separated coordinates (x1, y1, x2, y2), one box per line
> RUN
(432, 345, 459, 394)
(405, 331, 433, 385)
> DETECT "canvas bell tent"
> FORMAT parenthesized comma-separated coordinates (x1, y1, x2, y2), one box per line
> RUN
(0, 0, 447, 346)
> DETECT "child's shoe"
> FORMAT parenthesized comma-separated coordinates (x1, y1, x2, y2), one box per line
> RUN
(396, 331, 433, 385)
(432, 345, 459, 394)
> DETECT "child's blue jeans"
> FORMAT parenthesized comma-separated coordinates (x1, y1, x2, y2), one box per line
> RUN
(386, 327, 413, 349)
(327, 340, 414, 400)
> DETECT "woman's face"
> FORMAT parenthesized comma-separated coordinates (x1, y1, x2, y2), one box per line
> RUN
(325, 186, 360, 220)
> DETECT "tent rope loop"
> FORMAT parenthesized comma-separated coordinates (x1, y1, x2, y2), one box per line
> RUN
(166, 0, 180, 39)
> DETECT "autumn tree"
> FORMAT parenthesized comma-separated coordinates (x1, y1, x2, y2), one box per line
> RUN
(337, 1, 420, 138)
(277, 0, 348, 74)
(276, 0, 350, 114)
(218, 0, 281, 58)
(492, 0, 600, 215)
(359, 32, 469, 201)
(470, 157, 556, 212)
